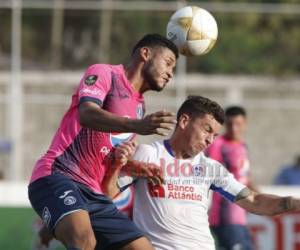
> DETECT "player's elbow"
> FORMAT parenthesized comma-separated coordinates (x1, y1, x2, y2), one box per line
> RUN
(78, 103, 96, 128)
(79, 112, 90, 127)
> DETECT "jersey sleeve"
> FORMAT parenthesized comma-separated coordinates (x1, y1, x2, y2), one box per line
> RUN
(78, 64, 112, 107)
(117, 144, 155, 190)
(209, 159, 246, 202)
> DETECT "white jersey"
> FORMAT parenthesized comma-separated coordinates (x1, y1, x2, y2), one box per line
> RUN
(121, 140, 246, 250)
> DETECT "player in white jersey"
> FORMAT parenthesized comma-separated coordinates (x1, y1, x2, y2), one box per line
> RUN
(104, 95, 300, 250)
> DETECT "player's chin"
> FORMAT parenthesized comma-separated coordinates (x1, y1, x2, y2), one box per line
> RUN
(187, 149, 199, 158)
(158, 81, 169, 91)
(192, 147, 204, 156)
(150, 83, 165, 92)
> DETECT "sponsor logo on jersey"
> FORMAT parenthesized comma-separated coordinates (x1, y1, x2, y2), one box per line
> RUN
(110, 132, 133, 147)
(84, 75, 98, 86)
(100, 146, 111, 155)
(42, 207, 51, 226)
(167, 183, 202, 201)
(148, 183, 165, 198)
(79, 88, 102, 96)
(159, 158, 228, 178)
(59, 190, 73, 199)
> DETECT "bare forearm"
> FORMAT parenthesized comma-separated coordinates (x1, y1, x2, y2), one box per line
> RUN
(122, 160, 148, 176)
(102, 166, 121, 198)
(254, 194, 300, 216)
(122, 160, 157, 178)
(247, 180, 259, 193)
(79, 103, 139, 133)
(237, 190, 300, 216)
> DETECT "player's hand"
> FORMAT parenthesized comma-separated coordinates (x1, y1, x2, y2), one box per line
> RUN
(146, 164, 165, 186)
(32, 223, 54, 250)
(114, 141, 137, 167)
(125, 161, 164, 185)
(135, 110, 177, 136)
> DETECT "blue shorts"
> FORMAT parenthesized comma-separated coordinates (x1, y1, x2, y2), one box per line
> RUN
(28, 172, 144, 250)
(210, 225, 254, 250)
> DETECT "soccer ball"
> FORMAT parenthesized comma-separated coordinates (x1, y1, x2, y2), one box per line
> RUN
(167, 6, 218, 56)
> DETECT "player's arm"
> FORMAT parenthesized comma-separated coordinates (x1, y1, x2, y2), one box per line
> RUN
(102, 141, 137, 198)
(247, 179, 259, 193)
(210, 160, 299, 216)
(235, 188, 300, 216)
(103, 160, 164, 198)
(79, 102, 176, 136)
(102, 167, 121, 199)
(103, 143, 163, 198)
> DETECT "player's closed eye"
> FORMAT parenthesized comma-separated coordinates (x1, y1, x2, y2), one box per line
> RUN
(166, 60, 172, 67)
(205, 126, 212, 133)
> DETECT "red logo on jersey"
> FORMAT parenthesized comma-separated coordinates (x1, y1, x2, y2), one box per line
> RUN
(148, 183, 165, 198)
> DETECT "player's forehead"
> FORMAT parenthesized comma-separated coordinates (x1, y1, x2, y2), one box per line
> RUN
(193, 114, 221, 131)
(152, 46, 177, 62)
(226, 115, 246, 123)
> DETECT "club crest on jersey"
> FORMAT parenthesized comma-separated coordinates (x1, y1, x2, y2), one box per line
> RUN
(84, 75, 98, 86)
(110, 132, 133, 147)
(136, 104, 144, 119)
(193, 164, 204, 176)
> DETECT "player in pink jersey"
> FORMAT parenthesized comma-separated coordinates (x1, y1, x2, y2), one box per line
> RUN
(28, 34, 178, 250)
(207, 106, 254, 250)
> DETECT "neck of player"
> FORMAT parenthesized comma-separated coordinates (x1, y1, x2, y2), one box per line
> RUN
(125, 62, 149, 94)
(168, 136, 192, 159)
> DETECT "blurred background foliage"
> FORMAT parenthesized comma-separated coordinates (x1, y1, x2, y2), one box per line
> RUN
(0, 0, 299, 75)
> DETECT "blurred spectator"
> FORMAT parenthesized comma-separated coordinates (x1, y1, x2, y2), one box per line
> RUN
(0, 139, 11, 153)
(274, 155, 300, 185)
(207, 106, 254, 250)
(0, 139, 11, 180)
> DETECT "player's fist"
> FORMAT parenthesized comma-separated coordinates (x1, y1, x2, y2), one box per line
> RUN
(114, 141, 137, 167)
(135, 110, 177, 136)
(125, 161, 164, 185)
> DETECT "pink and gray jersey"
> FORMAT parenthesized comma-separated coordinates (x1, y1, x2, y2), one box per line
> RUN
(207, 135, 250, 226)
(30, 64, 145, 194)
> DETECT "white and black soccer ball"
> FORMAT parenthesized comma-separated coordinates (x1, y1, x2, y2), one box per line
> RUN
(167, 6, 218, 56)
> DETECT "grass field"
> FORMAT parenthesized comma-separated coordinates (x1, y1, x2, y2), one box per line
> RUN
(0, 207, 63, 250)
(0, 207, 36, 249)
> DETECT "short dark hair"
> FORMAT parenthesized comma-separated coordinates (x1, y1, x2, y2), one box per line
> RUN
(177, 95, 225, 125)
(132, 33, 179, 59)
(225, 106, 247, 118)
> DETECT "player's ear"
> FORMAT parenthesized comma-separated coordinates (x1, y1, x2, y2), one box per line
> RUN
(178, 113, 190, 130)
(140, 47, 151, 62)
